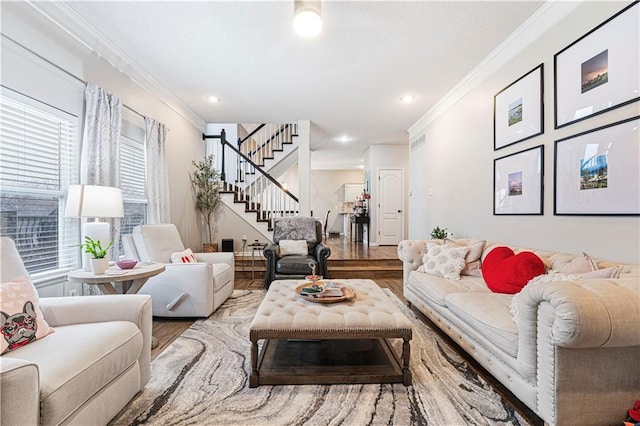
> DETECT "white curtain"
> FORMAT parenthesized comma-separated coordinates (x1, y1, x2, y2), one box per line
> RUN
(144, 117, 171, 224)
(80, 84, 123, 296)
(82, 83, 122, 188)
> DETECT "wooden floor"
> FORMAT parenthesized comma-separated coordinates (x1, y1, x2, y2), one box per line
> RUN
(150, 236, 542, 425)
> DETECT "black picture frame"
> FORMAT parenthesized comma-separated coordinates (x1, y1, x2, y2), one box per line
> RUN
(493, 64, 544, 150)
(493, 145, 544, 215)
(554, 1, 640, 129)
(554, 116, 640, 216)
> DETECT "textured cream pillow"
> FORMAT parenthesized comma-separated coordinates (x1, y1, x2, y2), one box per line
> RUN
(421, 243, 470, 280)
(563, 253, 596, 274)
(279, 240, 308, 256)
(445, 238, 486, 276)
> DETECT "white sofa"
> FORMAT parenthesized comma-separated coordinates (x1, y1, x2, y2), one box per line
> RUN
(398, 239, 640, 426)
(122, 224, 234, 317)
(1, 237, 152, 426)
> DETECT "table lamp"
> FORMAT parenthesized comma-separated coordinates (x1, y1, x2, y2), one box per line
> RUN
(65, 184, 124, 270)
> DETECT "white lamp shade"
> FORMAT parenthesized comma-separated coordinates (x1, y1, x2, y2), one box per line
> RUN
(65, 185, 124, 218)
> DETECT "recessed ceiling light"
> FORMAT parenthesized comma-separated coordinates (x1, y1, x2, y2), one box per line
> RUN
(294, 1, 322, 37)
(337, 135, 351, 143)
(207, 96, 221, 103)
(400, 95, 415, 103)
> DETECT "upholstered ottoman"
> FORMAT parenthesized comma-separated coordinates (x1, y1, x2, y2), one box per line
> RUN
(249, 279, 412, 387)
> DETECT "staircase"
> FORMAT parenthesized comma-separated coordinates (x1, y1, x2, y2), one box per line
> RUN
(204, 123, 300, 241)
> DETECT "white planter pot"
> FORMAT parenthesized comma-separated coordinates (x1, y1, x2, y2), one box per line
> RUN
(90, 257, 109, 275)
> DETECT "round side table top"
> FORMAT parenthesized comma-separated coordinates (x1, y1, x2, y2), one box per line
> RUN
(67, 262, 165, 283)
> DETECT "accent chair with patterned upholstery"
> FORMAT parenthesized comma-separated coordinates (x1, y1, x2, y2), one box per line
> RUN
(263, 217, 331, 287)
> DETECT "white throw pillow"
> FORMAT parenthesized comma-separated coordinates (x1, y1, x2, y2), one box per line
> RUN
(421, 243, 469, 280)
(279, 240, 308, 256)
(170, 248, 197, 263)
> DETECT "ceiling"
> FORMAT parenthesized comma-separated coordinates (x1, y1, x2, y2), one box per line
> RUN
(60, 1, 543, 169)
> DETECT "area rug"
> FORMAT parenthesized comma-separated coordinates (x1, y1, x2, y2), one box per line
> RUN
(111, 290, 529, 426)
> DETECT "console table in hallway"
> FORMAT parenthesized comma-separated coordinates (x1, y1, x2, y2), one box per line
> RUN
(350, 215, 369, 245)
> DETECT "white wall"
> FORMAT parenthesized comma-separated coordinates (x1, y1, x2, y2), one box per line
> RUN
(365, 145, 409, 245)
(2, 3, 205, 253)
(408, 1, 640, 263)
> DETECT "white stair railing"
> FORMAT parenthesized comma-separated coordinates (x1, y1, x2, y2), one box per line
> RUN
(203, 127, 299, 228)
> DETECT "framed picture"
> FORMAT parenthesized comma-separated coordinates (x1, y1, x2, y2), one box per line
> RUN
(494, 64, 544, 150)
(554, 2, 639, 128)
(494, 145, 544, 215)
(554, 116, 639, 215)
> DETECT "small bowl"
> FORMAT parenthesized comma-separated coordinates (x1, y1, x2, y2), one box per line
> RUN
(116, 259, 138, 270)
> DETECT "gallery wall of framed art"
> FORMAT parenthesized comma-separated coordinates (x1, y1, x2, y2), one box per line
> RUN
(406, 1, 638, 262)
(490, 1, 639, 218)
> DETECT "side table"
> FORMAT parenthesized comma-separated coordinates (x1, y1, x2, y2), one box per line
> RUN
(249, 243, 267, 280)
(67, 262, 166, 295)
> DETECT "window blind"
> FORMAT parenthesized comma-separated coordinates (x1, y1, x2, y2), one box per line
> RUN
(0, 94, 80, 276)
(119, 128, 147, 238)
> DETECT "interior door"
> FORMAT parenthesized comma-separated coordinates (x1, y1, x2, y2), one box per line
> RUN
(377, 168, 403, 245)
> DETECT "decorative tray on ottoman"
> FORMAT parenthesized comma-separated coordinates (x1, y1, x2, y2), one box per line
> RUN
(296, 281, 356, 304)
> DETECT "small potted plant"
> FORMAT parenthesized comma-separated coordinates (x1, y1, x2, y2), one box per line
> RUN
(430, 226, 448, 240)
(80, 236, 113, 274)
(190, 155, 222, 252)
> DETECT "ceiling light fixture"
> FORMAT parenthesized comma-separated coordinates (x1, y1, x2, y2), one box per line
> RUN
(207, 96, 221, 103)
(400, 95, 415, 103)
(294, 0, 322, 38)
(337, 135, 350, 143)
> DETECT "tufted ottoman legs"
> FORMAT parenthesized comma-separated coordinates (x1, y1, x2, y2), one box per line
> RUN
(249, 279, 413, 387)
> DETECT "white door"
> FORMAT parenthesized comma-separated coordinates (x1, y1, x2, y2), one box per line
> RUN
(377, 168, 403, 245)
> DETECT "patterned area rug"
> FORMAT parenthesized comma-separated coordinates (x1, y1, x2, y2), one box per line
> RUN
(111, 290, 529, 426)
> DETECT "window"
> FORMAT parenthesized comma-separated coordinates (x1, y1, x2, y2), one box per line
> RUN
(119, 119, 147, 241)
(0, 91, 80, 278)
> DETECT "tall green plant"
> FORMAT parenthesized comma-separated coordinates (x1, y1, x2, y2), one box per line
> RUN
(190, 155, 222, 244)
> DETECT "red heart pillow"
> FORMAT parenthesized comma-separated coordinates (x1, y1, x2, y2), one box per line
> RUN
(482, 246, 545, 294)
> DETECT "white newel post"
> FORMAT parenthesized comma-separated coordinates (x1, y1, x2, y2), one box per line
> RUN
(297, 120, 311, 216)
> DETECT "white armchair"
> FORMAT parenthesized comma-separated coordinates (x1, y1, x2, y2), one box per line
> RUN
(1, 237, 152, 426)
(122, 224, 234, 317)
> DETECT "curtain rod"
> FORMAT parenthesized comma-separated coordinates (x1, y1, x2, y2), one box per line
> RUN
(2, 33, 146, 120)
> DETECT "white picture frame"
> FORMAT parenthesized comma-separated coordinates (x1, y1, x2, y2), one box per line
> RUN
(554, 2, 640, 128)
(554, 116, 640, 215)
(494, 64, 544, 150)
(494, 145, 544, 215)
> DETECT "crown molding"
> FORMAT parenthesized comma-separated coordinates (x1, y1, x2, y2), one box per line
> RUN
(407, 0, 582, 137)
(25, 1, 206, 130)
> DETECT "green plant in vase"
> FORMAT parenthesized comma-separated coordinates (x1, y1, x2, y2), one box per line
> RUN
(430, 226, 448, 240)
(80, 236, 113, 274)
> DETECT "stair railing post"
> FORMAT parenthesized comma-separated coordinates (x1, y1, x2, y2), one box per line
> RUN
(237, 137, 242, 184)
(220, 129, 226, 183)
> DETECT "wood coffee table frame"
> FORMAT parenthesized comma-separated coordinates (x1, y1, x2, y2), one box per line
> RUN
(249, 279, 412, 388)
